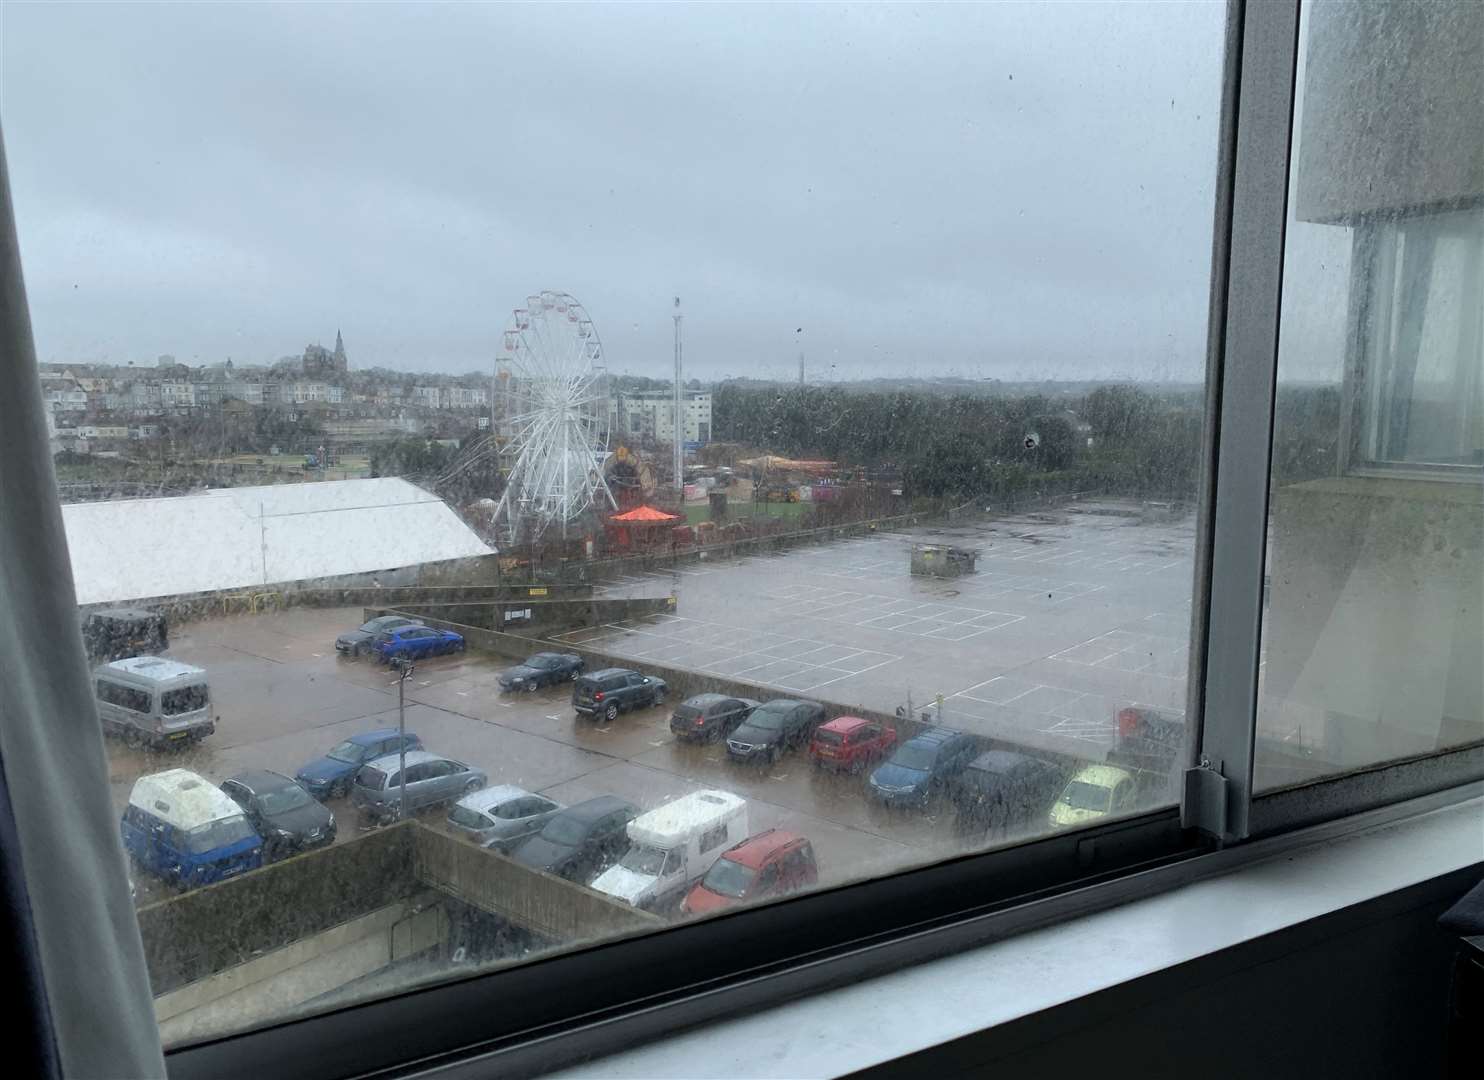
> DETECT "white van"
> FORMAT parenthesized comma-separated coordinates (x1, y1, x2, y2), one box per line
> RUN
(591, 790, 748, 912)
(94, 656, 215, 749)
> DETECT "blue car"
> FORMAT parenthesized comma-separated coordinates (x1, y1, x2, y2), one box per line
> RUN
(374, 625, 466, 663)
(868, 727, 978, 809)
(122, 769, 262, 889)
(295, 728, 423, 800)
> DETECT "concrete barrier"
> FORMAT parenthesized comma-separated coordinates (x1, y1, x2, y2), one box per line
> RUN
(154, 894, 447, 1046)
(136, 825, 419, 996)
(385, 595, 674, 636)
(413, 827, 661, 941)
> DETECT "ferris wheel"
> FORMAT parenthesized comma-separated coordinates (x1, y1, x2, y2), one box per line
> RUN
(492, 290, 617, 541)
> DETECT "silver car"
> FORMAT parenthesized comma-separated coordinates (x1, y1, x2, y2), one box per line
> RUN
(351, 749, 487, 824)
(446, 785, 563, 851)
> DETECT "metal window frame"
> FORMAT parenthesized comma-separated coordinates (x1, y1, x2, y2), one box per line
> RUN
(153, 1, 1478, 1076)
(1185, 0, 1300, 843)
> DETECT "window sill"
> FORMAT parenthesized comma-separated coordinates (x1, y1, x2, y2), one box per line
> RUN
(546, 792, 1483, 1079)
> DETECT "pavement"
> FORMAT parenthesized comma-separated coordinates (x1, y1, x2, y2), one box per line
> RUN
(113, 500, 1197, 908)
(112, 607, 958, 907)
(576, 502, 1196, 760)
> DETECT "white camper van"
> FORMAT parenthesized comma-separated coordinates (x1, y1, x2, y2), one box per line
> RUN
(591, 790, 747, 912)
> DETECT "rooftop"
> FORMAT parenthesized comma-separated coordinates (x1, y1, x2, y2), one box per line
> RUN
(63, 477, 493, 605)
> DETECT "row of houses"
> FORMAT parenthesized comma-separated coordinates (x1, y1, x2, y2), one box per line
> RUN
(42, 367, 490, 415)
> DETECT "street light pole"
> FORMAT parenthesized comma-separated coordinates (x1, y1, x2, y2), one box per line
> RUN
(391, 657, 414, 821)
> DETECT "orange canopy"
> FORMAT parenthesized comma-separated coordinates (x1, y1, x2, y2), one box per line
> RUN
(609, 504, 681, 523)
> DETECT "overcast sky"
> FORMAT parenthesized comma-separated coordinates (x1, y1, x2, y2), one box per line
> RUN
(2, 1, 1298, 381)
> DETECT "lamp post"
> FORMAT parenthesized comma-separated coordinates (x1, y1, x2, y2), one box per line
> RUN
(390, 656, 415, 821)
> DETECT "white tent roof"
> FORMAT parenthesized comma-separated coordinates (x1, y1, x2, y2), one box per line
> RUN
(64, 477, 494, 605)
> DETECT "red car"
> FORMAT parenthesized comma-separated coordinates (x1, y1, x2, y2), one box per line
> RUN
(809, 715, 897, 773)
(681, 829, 818, 916)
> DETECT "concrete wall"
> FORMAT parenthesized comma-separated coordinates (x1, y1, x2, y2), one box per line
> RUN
(1294, 0, 1483, 223)
(413, 826, 661, 941)
(1263, 476, 1483, 773)
(136, 826, 418, 996)
(389, 596, 675, 635)
(154, 895, 447, 1047)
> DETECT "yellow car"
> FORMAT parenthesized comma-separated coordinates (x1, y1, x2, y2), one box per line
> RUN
(1049, 763, 1138, 830)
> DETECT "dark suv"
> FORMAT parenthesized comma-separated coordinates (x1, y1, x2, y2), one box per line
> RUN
(868, 726, 978, 808)
(726, 699, 828, 764)
(573, 668, 668, 721)
(670, 694, 759, 742)
(950, 750, 1067, 837)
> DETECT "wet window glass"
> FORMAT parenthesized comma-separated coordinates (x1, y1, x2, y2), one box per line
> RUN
(5, 0, 1226, 1047)
(1257, 0, 1483, 790)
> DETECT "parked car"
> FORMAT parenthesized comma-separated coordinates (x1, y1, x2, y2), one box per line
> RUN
(335, 615, 422, 659)
(867, 727, 978, 808)
(809, 715, 897, 773)
(81, 606, 168, 663)
(295, 728, 423, 800)
(351, 750, 487, 824)
(950, 750, 1067, 837)
(94, 656, 215, 749)
(374, 625, 466, 663)
(220, 769, 336, 860)
(680, 829, 818, 916)
(1049, 763, 1139, 830)
(121, 769, 261, 889)
(446, 785, 562, 851)
(669, 694, 759, 742)
(497, 652, 585, 692)
(573, 668, 668, 722)
(725, 699, 827, 764)
(510, 796, 638, 883)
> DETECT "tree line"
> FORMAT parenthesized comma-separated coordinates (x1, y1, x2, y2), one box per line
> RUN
(712, 382, 1340, 504)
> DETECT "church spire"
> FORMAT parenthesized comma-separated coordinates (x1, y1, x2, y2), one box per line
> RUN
(333, 328, 347, 371)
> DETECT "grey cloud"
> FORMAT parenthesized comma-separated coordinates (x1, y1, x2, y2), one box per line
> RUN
(4, 1, 1227, 379)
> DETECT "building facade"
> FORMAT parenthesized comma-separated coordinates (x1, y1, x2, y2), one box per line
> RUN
(618, 390, 711, 444)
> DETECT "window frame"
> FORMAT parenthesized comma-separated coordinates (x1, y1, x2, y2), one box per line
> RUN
(140, 2, 1482, 1076)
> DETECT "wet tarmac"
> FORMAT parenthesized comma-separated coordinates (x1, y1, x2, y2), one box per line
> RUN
(115, 502, 1199, 907)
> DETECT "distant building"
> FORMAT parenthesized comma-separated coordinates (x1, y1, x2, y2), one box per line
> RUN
(302, 330, 349, 377)
(618, 390, 711, 444)
(443, 386, 488, 410)
(413, 386, 442, 409)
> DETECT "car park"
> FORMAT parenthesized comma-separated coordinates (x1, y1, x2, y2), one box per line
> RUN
(1049, 763, 1139, 830)
(950, 750, 1067, 838)
(94, 656, 215, 749)
(680, 829, 818, 916)
(220, 769, 336, 860)
(295, 729, 423, 800)
(867, 727, 978, 809)
(446, 785, 563, 851)
(572, 668, 667, 722)
(591, 791, 748, 912)
(510, 796, 638, 884)
(497, 652, 585, 691)
(335, 615, 422, 658)
(374, 625, 465, 662)
(669, 694, 759, 742)
(351, 750, 487, 824)
(121, 769, 262, 889)
(80, 607, 168, 664)
(809, 715, 897, 773)
(725, 699, 827, 764)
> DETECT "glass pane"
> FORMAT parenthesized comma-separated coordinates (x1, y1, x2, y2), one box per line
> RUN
(1259, 0, 1484, 791)
(6, 0, 1222, 1046)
